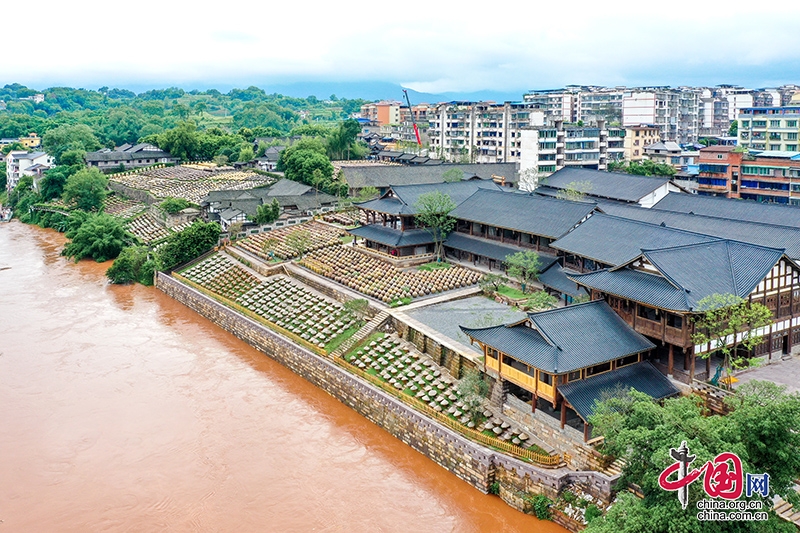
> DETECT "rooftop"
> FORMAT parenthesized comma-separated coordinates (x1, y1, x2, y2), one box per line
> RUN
(538, 167, 673, 203)
(652, 192, 800, 229)
(461, 300, 654, 374)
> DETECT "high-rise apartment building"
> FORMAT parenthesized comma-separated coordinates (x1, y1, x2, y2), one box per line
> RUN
(738, 107, 800, 152)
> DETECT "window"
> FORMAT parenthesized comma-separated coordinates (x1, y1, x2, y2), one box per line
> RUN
(666, 313, 683, 329)
(787, 120, 798, 127)
(770, 120, 782, 128)
(786, 133, 798, 140)
(539, 372, 553, 385)
(770, 144, 782, 151)
(717, 154, 724, 159)
(741, 120, 750, 128)
(617, 354, 639, 367)
(586, 362, 612, 377)
(487, 348, 498, 360)
(637, 304, 659, 321)
(568, 370, 581, 382)
(787, 145, 797, 151)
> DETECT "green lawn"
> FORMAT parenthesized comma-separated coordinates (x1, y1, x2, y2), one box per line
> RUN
(496, 284, 528, 299)
(324, 324, 360, 353)
(417, 261, 451, 272)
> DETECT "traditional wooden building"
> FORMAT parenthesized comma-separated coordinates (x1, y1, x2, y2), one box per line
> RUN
(461, 300, 677, 440)
(569, 240, 800, 384)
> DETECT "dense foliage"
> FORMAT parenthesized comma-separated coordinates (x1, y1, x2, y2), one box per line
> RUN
(62, 168, 108, 211)
(156, 220, 221, 271)
(62, 212, 130, 262)
(414, 191, 457, 261)
(106, 246, 155, 285)
(586, 383, 800, 533)
(159, 197, 192, 214)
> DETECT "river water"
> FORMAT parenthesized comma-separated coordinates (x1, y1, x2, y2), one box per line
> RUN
(0, 221, 566, 532)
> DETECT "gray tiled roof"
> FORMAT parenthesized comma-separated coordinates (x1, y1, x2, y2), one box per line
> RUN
(551, 213, 717, 266)
(597, 202, 800, 260)
(460, 300, 654, 374)
(570, 240, 787, 311)
(348, 225, 435, 247)
(537, 265, 587, 298)
(451, 189, 597, 238)
(540, 167, 672, 203)
(443, 233, 558, 264)
(653, 192, 800, 229)
(569, 268, 693, 311)
(357, 180, 503, 215)
(558, 361, 680, 422)
(341, 163, 518, 189)
(265, 179, 312, 197)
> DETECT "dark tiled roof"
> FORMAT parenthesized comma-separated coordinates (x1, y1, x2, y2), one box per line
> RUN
(443, 233, 558, 264)
(570, 240, 787, 311)
(451, 189, 596, 238)
(541, 167, 672, 203)
(341, 163, 518, 189)
(597, 202, 800, 260)
(460, 300, 654, 374)
(357, 180, 503, 215)
(653, 192, 800, 229)
(348, 225, 436, 247)
(569, 268, 692, 311)
(538, 265, 587, 298)
(265, 179, 313, 197)
(559, 362, 680, 422)
(551, 213, 717, 266)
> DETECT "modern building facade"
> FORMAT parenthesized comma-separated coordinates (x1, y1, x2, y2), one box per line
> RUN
(738, 107, 800, 152)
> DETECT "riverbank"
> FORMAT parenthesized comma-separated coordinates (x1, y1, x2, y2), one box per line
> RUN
(0, 221, 566, 532)
(156, 268, 615, 531)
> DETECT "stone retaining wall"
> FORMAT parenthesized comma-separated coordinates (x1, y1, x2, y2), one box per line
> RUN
(108, 181, 156, 205)
(156, 272, 616, 529)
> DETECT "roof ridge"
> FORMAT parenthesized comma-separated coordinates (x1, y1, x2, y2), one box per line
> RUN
(725, 241, 740, 297)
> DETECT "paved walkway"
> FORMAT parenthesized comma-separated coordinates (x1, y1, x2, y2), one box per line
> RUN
(734, 355, 800, 393)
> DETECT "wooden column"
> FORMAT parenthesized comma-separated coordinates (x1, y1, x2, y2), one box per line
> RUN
(583, 423, 590, 442)
(706, 353, 711, 378)
(560, 400, 567, 429)
(531, 394, 537, 413)
(668, 344, 674, 375)
(690, 349, 696, 381)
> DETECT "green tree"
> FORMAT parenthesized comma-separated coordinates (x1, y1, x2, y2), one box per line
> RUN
(159, 197, 192, 214)
(238, 144, 254, 162)
(42, 124, 102, 164)
(40, 165, 78, 200)
(587, 386, 800, 533)
(442, 168, 464, 182)
(106, 245, 154, 285)
(343, 298, 370, 326)
(505, 250, 541, 294)
(691, 294, 773, 389)
(253, 198, 280, 225)
(0, 161, 7, 191)
(154, 121, 200, 161)
(455, 369, 490, 424)
(729, 120, 739, 136)
(555, 180, 593, 202)
(414, 191, 457, 261)
(353, 186, 379, 203)
(62, 167, 108, 211)
(626, 159, 676, 177)
(326, 119, 361, 160)
(524, 291, 557, 311)
(478, 273, 507, 293)
(156, 220, 220, 271)
(62, 213, 130, 262)
(285, 228, 311, 258)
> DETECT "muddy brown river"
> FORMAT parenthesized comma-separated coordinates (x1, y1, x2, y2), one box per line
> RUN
(0, 222, 566, 532)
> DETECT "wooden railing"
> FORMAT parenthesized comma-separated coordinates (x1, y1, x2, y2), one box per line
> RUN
(335, 357, 563, 467)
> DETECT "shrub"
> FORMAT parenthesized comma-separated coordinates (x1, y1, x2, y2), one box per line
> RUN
(585, 504, 603, 523)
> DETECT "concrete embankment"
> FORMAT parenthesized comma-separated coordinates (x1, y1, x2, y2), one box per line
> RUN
(156, 272, 615, 529)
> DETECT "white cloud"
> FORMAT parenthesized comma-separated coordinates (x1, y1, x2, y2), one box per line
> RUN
(4, 0, 800, 93)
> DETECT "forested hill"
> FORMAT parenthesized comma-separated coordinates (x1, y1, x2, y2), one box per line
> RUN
(0, 83, 369, 146)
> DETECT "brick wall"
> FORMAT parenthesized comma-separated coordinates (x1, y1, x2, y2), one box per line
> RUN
(156, 272, 615, 530)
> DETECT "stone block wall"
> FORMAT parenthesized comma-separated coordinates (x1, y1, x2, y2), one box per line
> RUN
(156, 272, 616, 530)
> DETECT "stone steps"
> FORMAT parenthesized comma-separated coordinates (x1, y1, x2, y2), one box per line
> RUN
(330, 310, 390, 359)
(774, 492, 800, 526)
(602, 457, 626, 477)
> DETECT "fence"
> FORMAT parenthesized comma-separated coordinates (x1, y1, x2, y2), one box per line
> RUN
(335, 356, 563, 467)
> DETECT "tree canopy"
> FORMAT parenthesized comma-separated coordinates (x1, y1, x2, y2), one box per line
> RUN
(156, 220, 221, 271)
(62, 167, 108, 211)
(504, 250, 542, 293)
(414, 191, 457, 261)
(587, 383, 800, 533)
(62, 212, 130, 262)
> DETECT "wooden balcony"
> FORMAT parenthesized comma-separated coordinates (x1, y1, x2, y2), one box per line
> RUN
(665, 325, 687, 347)
(635, 316, 663, 339)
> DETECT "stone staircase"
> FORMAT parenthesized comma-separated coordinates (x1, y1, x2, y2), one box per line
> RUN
(330, 311, 390, 359)
(602, 457, 626, 477)
(774, 487, 800, 527)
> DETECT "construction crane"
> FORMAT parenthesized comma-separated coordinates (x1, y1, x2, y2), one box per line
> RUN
(402, 89, 423, 147)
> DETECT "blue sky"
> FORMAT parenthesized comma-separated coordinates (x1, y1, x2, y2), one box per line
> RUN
(5, 0, 800, 100)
